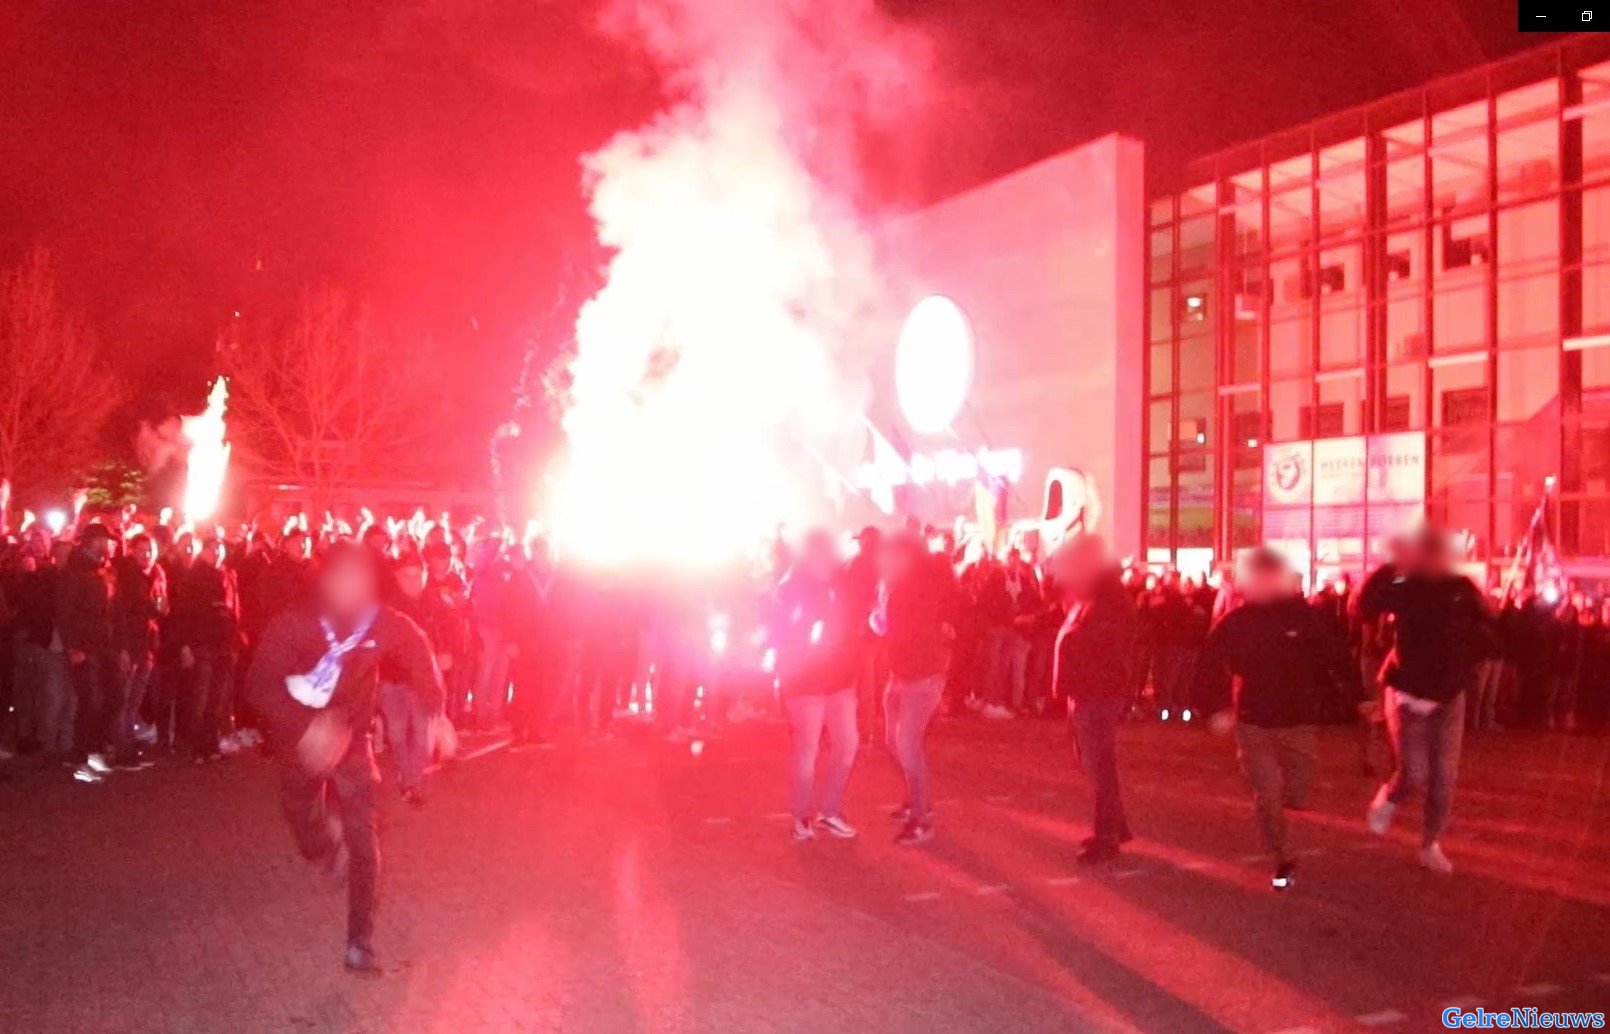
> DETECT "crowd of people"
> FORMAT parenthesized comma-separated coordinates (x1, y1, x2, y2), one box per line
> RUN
(4, 497, 1608, 966)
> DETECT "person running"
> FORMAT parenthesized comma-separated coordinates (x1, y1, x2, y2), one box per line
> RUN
(1051, 534, 1139, 864)
(871, 531, 957, 846)
(1358, 525, 1495, 874)
(1193, 547, 1367, 890)
(247, 542, 449, 973)
(770, 529, 858, 842)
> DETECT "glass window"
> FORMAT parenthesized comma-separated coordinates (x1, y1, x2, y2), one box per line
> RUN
(1150, 287, 1173, 343)
(1431, 100, 1489, 217)
(1497, 346, 1557, 423)
(1176, 450, 1214, 549)
(1178, 215, 1215, 274)
(1268, 187, 1312, 255)
(1427, 428, 1490, 549)
(1318, 243, 1364, 368)
(1581, 185, 1610, 334)
(1149, 342, 1173, 395)
(1229, 317, 1261, 385)
(1316, 371, 1365, 438)
(1432, 272, 1489, 355)
(1580, 60, 1610, 184)
(1150, 197, 1176, 226)
(1382, 363, 1427, 431)
(1230, 465, 1261, 550)
(1495, 422, 1558, 502)
(1383, 152, 1427, 229)
(1433, 356, 1490, 427)
(1231, 200, 1264, 260)
(1496, 199, 1559, 350)
(1318, 138, 1366, 242)
(1149, 229, 1174, 284)
(1148, 400, 1173, 449)
(1178, 392, 1213, 447)
(1496, 80, 1559, 204)
(1146, 455, 1173, 549)
(1269, 379, 1310, 442)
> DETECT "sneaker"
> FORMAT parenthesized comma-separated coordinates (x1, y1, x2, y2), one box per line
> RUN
(1271, 861, 1295, 891)
(816, 815, 857, 839)
(343, 940, 381, 975)
(1365, 791, 1396, 836)
(85, 753, 113, 775)
(982, 704, 1015, 720)
(895, 821, 934, 846)
(72, 765, 104, 784)
(1419, 842, 1453, 875)
(791, 819, 816, 842)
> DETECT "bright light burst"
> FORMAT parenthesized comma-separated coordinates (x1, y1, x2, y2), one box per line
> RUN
(545, 0, 921, 569)
(182, 377, 231, 523)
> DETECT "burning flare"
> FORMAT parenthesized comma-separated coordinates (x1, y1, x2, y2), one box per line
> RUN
(545, 0, 922, 568)
(182, 377, 231, 523)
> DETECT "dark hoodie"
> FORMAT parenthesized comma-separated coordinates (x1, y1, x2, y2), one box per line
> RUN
(1192, 595, 1363, 727)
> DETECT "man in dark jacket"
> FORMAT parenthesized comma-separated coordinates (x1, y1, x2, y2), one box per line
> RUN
(56, 524, 119, 782)
(770, 529, 857, 842)
(1051, 534, 1139, 863)
(171, 536, 240, 761)
(247, 541, 446, 973)
(110, 532, 167, 767)
(1193, 547, 1366, 889)
(1359, 525, 1494, 874)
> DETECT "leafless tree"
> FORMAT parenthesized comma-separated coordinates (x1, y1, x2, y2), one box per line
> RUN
(224, 288, 440, 501)
(0, 249, 122, 502)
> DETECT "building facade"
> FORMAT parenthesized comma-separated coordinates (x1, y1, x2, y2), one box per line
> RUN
(1146, 34, 1610, 581)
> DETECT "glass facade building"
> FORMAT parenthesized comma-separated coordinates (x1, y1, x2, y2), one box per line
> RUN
(1145, 35, 1610, 580)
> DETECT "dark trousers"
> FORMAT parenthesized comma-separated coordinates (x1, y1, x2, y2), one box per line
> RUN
(186, 648, 235, 756)
(69, 650, 114, 761)
(1071, 697, 1131, 847)
(510, 649, 560, 741)
(1234, 723, 1316, 863)
(576, 642, 623, 736)
(280, 736, 381, 944)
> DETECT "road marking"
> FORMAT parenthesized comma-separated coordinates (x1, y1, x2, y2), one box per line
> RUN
(1517, 982, 1562, 997)
(903, 892, 941, 903)
(459, 738, 511, 762)
(1355, 1009, 1407, 1026)
(703, 817, 734, 826)
(1045, 876, 1081, 887)
(1178, 860, 1213, 872)
(1113, 868, 1145, 879)
(975, 884, 1012, 896)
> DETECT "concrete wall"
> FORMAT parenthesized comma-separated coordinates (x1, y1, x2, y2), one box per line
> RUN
(869, 133, 1146, 556)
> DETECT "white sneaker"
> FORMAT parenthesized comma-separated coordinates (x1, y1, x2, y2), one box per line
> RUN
(791, 819, 815, 842)
(73, 765, 104, 784)
(816, 815, 858, 839)
(983, 704, 1015, 720)
(85, 753, 112, 775)
(1366, 791, 1395, 835)
(1419, 842, 1453, 874)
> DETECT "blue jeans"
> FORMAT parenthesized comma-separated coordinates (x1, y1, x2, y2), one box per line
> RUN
(783, 688, 858, 821)
(1383, 689, 1465, 845)
(885, 674, 944, 823)
(380, 682, 429, 791)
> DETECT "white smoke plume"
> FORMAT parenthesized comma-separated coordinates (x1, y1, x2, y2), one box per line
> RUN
(547, 0, 928, 567)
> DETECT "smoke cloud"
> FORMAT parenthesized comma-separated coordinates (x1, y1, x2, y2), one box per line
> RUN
(546, 0, 928, 566)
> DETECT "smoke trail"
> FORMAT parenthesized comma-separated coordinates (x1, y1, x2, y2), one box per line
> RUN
(546, 0, 927, 567)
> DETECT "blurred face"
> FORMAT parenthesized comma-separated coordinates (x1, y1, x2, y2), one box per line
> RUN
(131, 537, 157, 570)
(83, 537, 113, 564)
(1238, 563, 1291, 605)
(283, 532, 311, 561)
(394, 563, 425, 598)
(879, 541, 916, 582)
(320, 557, 378, 619)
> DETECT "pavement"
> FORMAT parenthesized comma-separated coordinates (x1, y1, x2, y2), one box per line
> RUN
(2, 715, 1608, 1033)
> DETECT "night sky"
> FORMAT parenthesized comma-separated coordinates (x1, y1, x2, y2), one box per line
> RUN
(0, 0, 1552, 480)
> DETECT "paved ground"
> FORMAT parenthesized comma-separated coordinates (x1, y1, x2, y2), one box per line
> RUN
(2, 715, 1609, 1033)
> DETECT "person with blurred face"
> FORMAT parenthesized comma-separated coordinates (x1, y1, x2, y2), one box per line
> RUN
(247, 542, 448, 973)
(871, 531, 957, 846)
(1358, 525, 1495, 874)
(1050, 534, 1139, 864)
(56, 523, 119, 784)
(1192, 548, 1365, 890)
(171, 537, 240, 762)
(109, 532, 167, 768)
(770, 528, 858, 842)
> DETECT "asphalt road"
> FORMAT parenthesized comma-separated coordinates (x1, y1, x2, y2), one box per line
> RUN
(2, 715, 1608, 1033)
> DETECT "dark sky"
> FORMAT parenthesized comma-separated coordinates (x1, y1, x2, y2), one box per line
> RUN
(0, 0, 1553, 475)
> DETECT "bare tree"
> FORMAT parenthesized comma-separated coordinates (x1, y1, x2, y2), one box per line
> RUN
(224, 288, 440, 499)
(0, 249, 122, 502)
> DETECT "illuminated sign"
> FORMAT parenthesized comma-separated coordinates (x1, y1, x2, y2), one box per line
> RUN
(895, 296, 974, 434)
(853, 446, 1023, 491)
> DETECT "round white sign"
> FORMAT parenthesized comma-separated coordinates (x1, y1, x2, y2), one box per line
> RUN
(895, 295, 973, 435)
